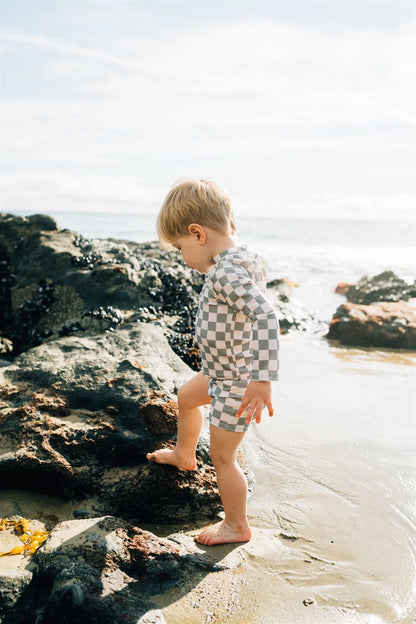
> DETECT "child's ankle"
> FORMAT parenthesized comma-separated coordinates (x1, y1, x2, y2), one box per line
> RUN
(225, 518, 250, 531)
(175, 448, 196, 461)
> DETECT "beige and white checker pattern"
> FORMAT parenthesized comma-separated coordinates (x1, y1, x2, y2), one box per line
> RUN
(208, 378, 252, 432)
(195, 246, 280, 384)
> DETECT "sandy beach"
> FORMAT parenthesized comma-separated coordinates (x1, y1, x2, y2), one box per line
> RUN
(2, 331, 414, 623)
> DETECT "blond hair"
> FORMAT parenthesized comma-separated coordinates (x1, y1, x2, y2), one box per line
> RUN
(157, 178, 236, 247)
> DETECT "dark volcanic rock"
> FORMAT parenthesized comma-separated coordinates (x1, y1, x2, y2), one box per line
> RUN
(0, 213, 203, 366)
(0, 214, 316, 367)
(326, 301, 416, 349)
(0, 213, 257, 623)
(341, 271, 416, 304)
(0, 323, 220, 521)
(267, 277, 319, 334)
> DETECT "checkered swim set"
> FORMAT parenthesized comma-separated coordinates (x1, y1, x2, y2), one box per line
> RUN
(194, 246, 280, 432)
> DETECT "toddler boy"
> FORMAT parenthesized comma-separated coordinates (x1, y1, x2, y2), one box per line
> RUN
(147, 179, 279, 545)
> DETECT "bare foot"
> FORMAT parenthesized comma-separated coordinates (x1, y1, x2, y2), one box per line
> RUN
(146, 448, 197, 471)
(194, 520, 252, 546)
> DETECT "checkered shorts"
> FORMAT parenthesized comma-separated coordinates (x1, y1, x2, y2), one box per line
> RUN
(208, 378, 252, 433)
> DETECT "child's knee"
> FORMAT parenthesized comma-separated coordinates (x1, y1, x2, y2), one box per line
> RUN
(177, 384, 186, 404)
(177, 373, 210, 410)
(209, 443, 231, 467)
(177, 384, 192, 409)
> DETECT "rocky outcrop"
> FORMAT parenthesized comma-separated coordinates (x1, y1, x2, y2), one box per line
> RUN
(0, 214, 316, 367)
(267, 277, 318, 333)
(0, 214, 224, 622)
(329, 272, 416, 349)
(0, 212, 204, 369)
(335, 271, 416, 305)
(326, 301, 416, 349)
(0, 322, 219, 523)
(0, 317, 222, 622)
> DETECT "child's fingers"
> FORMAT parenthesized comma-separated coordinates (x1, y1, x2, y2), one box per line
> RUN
(266, 399, 274, 417)
(254, 402, 263, 424)
(245, 406, 255, 425)
(236, 396, 250, 417)
(245, 400, 264, 425)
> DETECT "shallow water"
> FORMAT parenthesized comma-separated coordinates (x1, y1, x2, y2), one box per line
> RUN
(244, 332, 416, 623)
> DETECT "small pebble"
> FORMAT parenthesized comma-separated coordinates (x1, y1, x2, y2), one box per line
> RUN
(303, 597, 315, 606)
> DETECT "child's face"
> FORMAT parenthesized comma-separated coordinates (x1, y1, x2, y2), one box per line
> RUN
(173, 235, 212, 273)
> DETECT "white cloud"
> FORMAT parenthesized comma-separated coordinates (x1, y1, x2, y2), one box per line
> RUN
(1, 171, 163, 213)
(1, 31, 152, 74)
(3, 17, 415, 127)
(1, 7, 414, 221)
(3, 170, 414, 224)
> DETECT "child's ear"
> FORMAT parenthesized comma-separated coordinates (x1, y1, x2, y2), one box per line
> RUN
(188, 223, 207, 244)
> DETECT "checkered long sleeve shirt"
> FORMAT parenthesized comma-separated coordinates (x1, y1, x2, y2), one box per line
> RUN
(194, 246, 279, 382)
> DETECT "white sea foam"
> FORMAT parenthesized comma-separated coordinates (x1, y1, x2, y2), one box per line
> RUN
(259, 242, 416, 285)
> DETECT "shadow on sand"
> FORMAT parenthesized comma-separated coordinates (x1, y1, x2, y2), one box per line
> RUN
(2, 514, 240, 624)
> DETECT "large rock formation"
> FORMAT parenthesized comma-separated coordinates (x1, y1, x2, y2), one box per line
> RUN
(0, 213, 223, 622)
(0, 213, 316, 366)
(0, 212, 203, 369)
(0, 322, 219, 523)
(328, 272, 416, 349)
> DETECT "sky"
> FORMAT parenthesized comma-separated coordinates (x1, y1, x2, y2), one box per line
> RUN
(1, 0, 415, 221)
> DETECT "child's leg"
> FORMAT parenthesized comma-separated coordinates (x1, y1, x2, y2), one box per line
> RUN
(146, 371, 210, 470)
(195, 425, 251, 546)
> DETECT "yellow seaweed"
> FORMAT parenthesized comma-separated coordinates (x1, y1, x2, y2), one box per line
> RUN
(19, 533, 30, 542)
(0, 517, 49, 557)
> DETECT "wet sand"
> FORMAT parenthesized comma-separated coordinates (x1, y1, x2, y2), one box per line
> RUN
(153, 333, 416, 623)
(1, 333, 415, 623)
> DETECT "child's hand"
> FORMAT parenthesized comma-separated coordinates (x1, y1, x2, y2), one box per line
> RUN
(236, 380, 274, 425)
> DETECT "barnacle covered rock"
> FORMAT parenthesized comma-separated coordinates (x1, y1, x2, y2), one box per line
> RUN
(0, 215, 202, 361)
